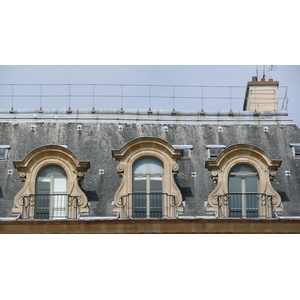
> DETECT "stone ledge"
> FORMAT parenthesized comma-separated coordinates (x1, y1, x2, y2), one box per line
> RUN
(1, 218, 300, 234)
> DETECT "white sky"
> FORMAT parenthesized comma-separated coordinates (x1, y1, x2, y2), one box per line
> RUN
(1, 1, 300, 299)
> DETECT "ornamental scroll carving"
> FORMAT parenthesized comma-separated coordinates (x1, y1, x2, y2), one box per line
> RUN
(19, 172, 27, 182)
(268, 170, 277, 181)
(117, 164, 124, 176)
(210, 169, 220, 184)
(172, 163, 179, 175)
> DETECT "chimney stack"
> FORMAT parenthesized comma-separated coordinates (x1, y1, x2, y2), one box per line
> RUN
(243, 77, 279, 112)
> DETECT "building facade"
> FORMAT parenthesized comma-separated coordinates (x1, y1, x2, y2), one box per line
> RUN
(0, 78, 300, 233)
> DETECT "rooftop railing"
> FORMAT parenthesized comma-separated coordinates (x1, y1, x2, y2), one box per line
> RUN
(0, 84, 289, 113)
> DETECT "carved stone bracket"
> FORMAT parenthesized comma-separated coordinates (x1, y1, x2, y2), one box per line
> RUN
(76, 171, 85, 182)
(117, 164, 124, 177)
(19, 172, 27, 182)
(211, 169, 220, 183)
(172, 163, 179, 175)
(268, 170, 277, 181)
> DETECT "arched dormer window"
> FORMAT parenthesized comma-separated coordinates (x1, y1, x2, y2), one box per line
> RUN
(112, 137, 183, 219)
(205, 144, 282, 218)
(13, 145, 90, 219)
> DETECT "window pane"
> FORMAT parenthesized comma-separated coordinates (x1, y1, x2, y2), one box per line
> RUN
(229, 177, 242, 193)
(38, 165, 67, 177)
(35, 195, 50, 219)
(132, 194, 146, 218)
(150, 193, 163, 218)
(36, 178, 50, 194)
(133, 157, 163, 174)
(53, 177, 67, 193)
(210, 148, 222, 157)
(229, 194, 242, 218)
(230, 164, 256, 173)
(52, 194, 67, 219)
(245, 177, 258, 193)
(0, 149, 6, 159)
(150, 178, 163, 218)
(150, 177, 163, 192)
(133, 177, 147, 192)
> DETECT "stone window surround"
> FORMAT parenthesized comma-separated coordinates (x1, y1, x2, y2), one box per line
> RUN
(13, 145, 90, 219)
(112, 137, 184, 219)
(205, 144, 282, 218)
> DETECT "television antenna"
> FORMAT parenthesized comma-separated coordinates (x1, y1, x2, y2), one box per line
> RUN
(256, 65, 276, 80)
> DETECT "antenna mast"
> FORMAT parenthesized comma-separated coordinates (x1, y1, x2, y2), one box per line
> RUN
(256, 65, 275, 80)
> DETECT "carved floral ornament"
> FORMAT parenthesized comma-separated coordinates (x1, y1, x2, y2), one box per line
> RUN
(112, 137, 183, 218)
(12, 145, 90, 218)
(205, 144, 282, 218)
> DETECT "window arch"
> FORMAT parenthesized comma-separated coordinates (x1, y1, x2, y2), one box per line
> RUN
(13, 145, 90, 219)
(112, 137, 183, 219)
(205, 144, 282, 218)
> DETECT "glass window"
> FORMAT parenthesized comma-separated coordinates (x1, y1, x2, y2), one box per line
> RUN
(206, 145, 226, 159)
(229, 164, 259, 218)
(0, 145, 10, 160)
(35, 165, 67, 219)
(132, 157, 163, 218)
(0, 149, 7, 160)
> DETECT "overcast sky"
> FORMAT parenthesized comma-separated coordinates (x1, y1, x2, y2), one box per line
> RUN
(0, 65, 299, 127)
